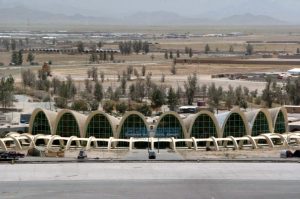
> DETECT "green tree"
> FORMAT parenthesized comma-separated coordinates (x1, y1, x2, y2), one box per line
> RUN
(224, 85, 235, 110)
(176, 50, 180, 58)
(246, 43, 254, 55)
(143, 41, 150, 54)
(110, 52, 114, 61)
(94, 81, 103, 101)
(21, 69, 36, 87)
(71, 99, 89, 112)
(77, 41, 84, 53)
(97, 41, 103, 48)
(150, 86, 165, 110)
(52, 77, 61, 94)
(167, 86, 178, 111)
(170, 63, 176, 75)
(135, 103, 152, 116)
(142, 65, 146, 76)
(54, 97, 68, 109)
(262, 77, 274, 108)
(189, 48, 193, 57)
(11, 51, 18, 65)
(164, 51, 168, 59)
(91, 67, 98, 81)
(11, 39, 16, 51)
(58, 75, 77, 99)
(102, 100, 115, 113)
(100, 71, 105, 83)
(116, 101, 128, 114)
(27, 52, 35, 63)
(205, 44, 210, 54)
(229, 45, 234, 53)
(89, 100, 99, 111)
(120, 74, 127, 95)
(84, 79, 93, 93)
(184, 73, 198, 105)
(169, 51, 173, 59)
(89, 53, 98, 63)
(17, 50, 23, 65)
(207, 83, 223, 113)
(0, 75, 15, 111)
(297, 48, 300, 54)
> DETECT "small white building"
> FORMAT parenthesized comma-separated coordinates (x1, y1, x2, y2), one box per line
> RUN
(287, 68, 300, 75)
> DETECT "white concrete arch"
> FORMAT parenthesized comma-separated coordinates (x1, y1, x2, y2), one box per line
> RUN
(83, 111, 119, 138)
(154, 111, 188, 139)
(116, 111, 150, 139)
(269, 107, 288, 133)
(216, 108, 251, 138)
(245, 108, 274, 135)
(28, 108, 58, 135)
(184, 110, 221, 138)
(53, 109, 87, 138)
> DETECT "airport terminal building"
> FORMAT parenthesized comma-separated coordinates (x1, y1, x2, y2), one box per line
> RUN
(25, 107, 288, 148)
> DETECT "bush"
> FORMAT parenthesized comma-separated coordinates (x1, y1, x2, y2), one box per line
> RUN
(102, 100, 115, 113)
(134, 103, 152, 116)
(89, 100, 99, 111)
(54, 97, 68, 109)
(71, 99, 89, 112)
(116, 101, 128, 114)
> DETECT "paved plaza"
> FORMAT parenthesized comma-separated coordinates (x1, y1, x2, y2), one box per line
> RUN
(0, 162, 300, 198)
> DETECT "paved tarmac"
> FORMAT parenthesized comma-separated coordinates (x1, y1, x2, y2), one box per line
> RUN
(0, 162, 299, 199)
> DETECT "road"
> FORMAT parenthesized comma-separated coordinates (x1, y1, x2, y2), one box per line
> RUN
(0, 162, 299, 199)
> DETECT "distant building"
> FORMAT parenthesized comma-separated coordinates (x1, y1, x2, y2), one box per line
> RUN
(288, 68, 300, 76)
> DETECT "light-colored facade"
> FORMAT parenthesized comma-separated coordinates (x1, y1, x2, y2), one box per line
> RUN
(28, 107, 288, 139)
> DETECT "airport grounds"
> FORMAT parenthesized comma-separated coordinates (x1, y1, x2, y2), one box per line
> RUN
(1, 25, 300, 199)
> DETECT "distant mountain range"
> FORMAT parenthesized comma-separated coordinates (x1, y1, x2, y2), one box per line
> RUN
(0, 6, 288, 26)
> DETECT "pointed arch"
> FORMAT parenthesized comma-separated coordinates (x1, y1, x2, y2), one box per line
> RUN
(116, 111, 149, 139)
(54, 109, 87, 137)
(83, 111, 119, 138)
(29, 108, 57, 135)
(185, 110, 221, 138)
(245, 109, 273, 136)
(269, 107, 288, 134)
(217, 109, 250, 138)
(154, 111, 187, 139)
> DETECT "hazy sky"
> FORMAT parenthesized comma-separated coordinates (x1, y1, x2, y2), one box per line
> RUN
(1, 0, 300, 21)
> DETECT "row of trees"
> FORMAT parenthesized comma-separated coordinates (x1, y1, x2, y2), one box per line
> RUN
(0, 38, 29, 51)
(89, 51, 114, 63)
(119, 40, 150, 55)
(0, 75, 14, 111)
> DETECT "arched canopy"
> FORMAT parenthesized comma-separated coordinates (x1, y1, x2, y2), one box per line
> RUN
(269, 107, 288, 134)
(185, 111, 221, 138)
(117, 111, 149, 138)
(217, 109, 250, 138)
(83, 111, 119, 138)
(245, 109, 273, 136)
(54, 109, 87, 137)
(29, 108, 57, 135)
(154, 112, 187, 139)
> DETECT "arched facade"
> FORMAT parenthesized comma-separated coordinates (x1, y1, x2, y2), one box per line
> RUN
(185, 111, 220, 138)
(83, 111, 119, 138)
(54, 110, 87, 137)
(29, 108, 57, 135)
(217, 109, 250, 138)
(245, 109, 273, 136)
(116, 111, 149, 139)
(269, 107, 288, 134)
(154, 112, 187, 139)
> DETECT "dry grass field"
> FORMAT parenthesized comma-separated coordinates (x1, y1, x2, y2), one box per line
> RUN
(1, 25, 300, 94)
